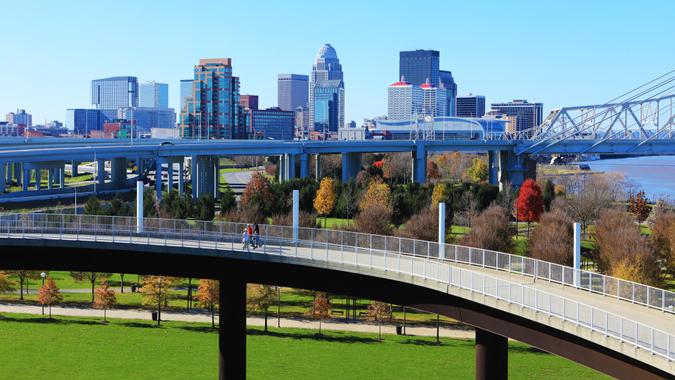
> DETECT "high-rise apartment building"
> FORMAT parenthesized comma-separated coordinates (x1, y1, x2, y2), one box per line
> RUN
(457, 95, 486, 117)
(180, 58, 246, 139)
(139, 81, 169, 108)
(240, 95, 259, 111)
(277, 74, 309, 111)
(179, 79, 192, 112)
(399, 50, 439, 86)
(490, 99, 543, 132)
(387, 79, 422, 120)
(91, 76, 138, 109)
(421, 81, 448, 117)
(309, 44, 344, 135)
(6, 109, 32, 127)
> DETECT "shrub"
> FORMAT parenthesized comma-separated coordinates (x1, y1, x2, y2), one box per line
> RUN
(355, 204, 393, 236)
(461, 205, 513, 253)
(528, 209, 573, 265)
(272, 211, 320, 228)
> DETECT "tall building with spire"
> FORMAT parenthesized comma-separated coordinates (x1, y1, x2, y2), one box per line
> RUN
(309, 44, 345, 135)
(179, 58, 246, 139)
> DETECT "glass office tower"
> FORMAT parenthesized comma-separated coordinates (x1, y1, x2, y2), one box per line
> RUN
(139, 81, 169, 108)
(277, 74, 309, 111)
(399, 50, 439, 86)
(309, 44, 344, 134)
(91, 76, 138, 109)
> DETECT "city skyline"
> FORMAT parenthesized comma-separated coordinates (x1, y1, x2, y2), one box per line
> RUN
(1, 0, 674, 125)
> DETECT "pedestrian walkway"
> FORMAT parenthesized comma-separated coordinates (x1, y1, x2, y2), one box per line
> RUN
(0, 302, 475, 339)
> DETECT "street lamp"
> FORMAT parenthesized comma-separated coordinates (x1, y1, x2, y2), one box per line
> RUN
(40, 272, 46, 315)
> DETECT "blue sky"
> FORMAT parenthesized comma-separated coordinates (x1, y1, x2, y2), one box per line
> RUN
(2, 0, 674, 124)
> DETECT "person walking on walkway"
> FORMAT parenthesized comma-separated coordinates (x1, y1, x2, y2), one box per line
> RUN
(242, 227, 250, 250)
(253, 223, 260, 248)
(247, 224, 254, 249)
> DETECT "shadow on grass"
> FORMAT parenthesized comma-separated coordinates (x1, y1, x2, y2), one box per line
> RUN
(120, 321, 158, 329)
(246, 328, 379, 344)
(399, 338, 469, 347)
(0, 314, 101, 326)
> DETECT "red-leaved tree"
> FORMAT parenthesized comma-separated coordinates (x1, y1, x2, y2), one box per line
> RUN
(516, 179, 544, 237)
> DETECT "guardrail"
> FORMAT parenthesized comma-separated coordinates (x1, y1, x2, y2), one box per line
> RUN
(0, 213, 673, 362)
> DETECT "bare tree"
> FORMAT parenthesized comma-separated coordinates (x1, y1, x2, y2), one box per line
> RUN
(556, 173, 625, 232)
(528, 209, 573, 265)
(461, 205, 514, 253)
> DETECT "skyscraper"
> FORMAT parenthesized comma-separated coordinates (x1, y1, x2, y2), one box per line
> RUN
(309, 44, 344, 135)
(91, 76, 138, 109)
(277, 74, 309, 111)
(180, 58, 246, 139)
(457, 95, 486, 117)
(139, 81, 169, 108)
(387, 78, 422, 120)
(439, 70, 457, 116)
(490, 99, 543, 132)
(179, 79, 192, 112)
(399, 50, 439, 87)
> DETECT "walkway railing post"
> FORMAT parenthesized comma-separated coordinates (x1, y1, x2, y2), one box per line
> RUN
(438, 202, 446, 259)
(136, 181, 144, 233)
(292, 189, 299, 243)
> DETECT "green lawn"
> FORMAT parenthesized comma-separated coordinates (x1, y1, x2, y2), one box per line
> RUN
(0, 313, 607, 380)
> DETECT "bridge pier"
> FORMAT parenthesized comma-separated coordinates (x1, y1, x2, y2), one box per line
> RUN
(0, 163, 5, 192)
(97, 160, 105, 188)
(288, 154, 296, 179)
(111, 157, 127, 189)
(300, 154, 310, 179)
(22, 167, 29, 192)
(341, 152, 361, 183)
(498, 151, 536, 189)
(488, 151, 501, 188)
(178, 161, 185, 195)
(155, 158, 164, 200)
(34, 168, 41, 190)
(475, 328, 507, 380)
(314, 154, 321, 179)
(59, 167, 65, 189)
(47, 169, 53, 190)
(219, 279, 247, 380)
(411, 144, 427, 184)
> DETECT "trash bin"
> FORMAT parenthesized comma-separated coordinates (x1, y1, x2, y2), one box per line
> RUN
(151, 311, 158, 321)
(396, 325, 403, 335)
(131, 284, 137, 293)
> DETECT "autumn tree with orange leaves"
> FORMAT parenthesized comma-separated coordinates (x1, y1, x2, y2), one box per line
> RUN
(39, 276, 63, 319)
(94, 282, 117, 322)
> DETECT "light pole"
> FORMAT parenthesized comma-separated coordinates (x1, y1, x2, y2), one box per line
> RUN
(40, 272, 46, 315)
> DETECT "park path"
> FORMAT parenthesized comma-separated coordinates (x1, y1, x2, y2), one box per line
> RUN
(0, 302, 475, 339)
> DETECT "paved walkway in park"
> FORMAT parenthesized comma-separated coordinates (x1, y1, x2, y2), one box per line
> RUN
(0, 302, 475, 339)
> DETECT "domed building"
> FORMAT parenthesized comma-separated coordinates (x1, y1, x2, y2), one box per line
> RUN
(309, 44, 345, 138)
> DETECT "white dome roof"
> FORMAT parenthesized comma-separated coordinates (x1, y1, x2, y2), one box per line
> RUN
(316, 44, 338, 60)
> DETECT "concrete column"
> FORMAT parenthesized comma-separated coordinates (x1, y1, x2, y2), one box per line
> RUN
(314, 154, 321, 179)
(300, 154, 310, 179)
(167, 162, 174, 192)
(178, 161, 184, 195)
(155, 159, 164, 200)
(111, 157, 127, 189)
(278, 154, 286, 183)
(475, 328, 507, 380)
(47, 169, 53, 190)
(341, 152, 361, 183)
(34, 168, 41, 190)
(498, 150, 535, 189)
(71, 162, 79, 177)
(136, 181, 144, 233)
(438, 202, 446, 259)
(22, 168, 29, 192)
(288, 154, 296, 179)
(191, 157, 199, 200)
(59, 167, 65, 188)
(97, 160, 105, 187)
(488, 151, 501, 188)
(573, 222, 581, 286)
(14, 163, 22, 186)
(213, 158, 220, 198)
(0, 163, 5, 192)
(219, 279, 247, 380)
(412, 144, 427, 184)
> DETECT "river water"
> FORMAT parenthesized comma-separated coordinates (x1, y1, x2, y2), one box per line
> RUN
(582, 156, 675, 201)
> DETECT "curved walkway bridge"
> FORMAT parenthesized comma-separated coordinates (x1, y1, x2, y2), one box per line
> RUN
(0, 213, 673, 379)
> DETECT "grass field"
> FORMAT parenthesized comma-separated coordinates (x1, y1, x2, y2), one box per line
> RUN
(0, 313, 607, 380)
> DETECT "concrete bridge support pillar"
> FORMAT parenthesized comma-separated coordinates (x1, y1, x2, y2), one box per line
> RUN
(167, 162, 174, 192)
(97, 160, 106, 187)
(71, 162, 79, 177)
(488, 151, 502, 189)
(219, 279, 247, 380)
(314, 154, 321, 179)
(34, 168, 41, 190)
(155, 159, 164, 200)
(412, 144, 427, 184)
(341, 152, 361, 183)
(59, 166, 65, 189)
(499, 151, 535, 189)
(278, 155, 286, 183)
(287, 154, 296, 179)
(191, 157, 199, 200)
(475, 328, 507, 380)
(178, 161, 185, 195)
(111, 157, 127, 189)
(300, 154, 310, 179)
(0, 163, 5, 192)
(14, 163, 22, 187)
(191, 156, 215, 199)
(47, 169, 53, 190)
(22, 167, 29, 192)
(212, 157, 220, 198)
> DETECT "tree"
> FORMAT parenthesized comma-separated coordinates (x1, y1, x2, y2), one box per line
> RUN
(9, 270, 40, 300)
(397, 206, 451, 243)
(195, 194, 216, 221)
(38, 276, 62, 319)
(83, 196, 103, 215)
(542, 180, 555, 212)
(359, 179, 391, 211)
(140, 276, 174, 326)
(431, 183, 451, 207)
(556, 173, 624, 232)
(355, 204, 393, 235)
(70, 272, 111, 303)
(628, 190, 651, 223)
(382, 153, 411, 183)
(335, 180, 358, 221)
(464, 157, 488, 183)
(367, 301, 391, 340)
(0, 271, 15, 294)
(427, 159, 441, 182)
(650, 211, 675, 276)
(197, 279, 220, 328)
(461, 205, 514, 253)
(241, 172, 273, 217)
(516, 179, 544, 237)
(219, 184, 237, 214)
(313, 177, 337, 227)
(247, 284, 276, 332)
(94, 282, 117, 323)
(307, 293, 331, 335)
(594, 209, 660, 285)
(528, 209, 573, 265)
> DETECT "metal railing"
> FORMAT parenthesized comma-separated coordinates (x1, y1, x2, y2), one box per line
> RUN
(0, 212, 673, 362)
